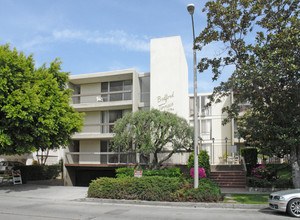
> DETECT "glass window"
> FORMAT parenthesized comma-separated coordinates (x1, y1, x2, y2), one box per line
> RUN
(101, 94, 108, 102)
(100, 141, 108, 152)
(109, 110, 123, 123)
(124, 92, 132, 100)
(110, 93, 122, 101)
(124, 80, 132, 91)
(140, 76, 150, 102)
(201, 119, 211, 133)
(101, 82, 108, 92)
(201, 96, 211, 116)
(110, 81, 123, 92)
(201, 119, 212, 140)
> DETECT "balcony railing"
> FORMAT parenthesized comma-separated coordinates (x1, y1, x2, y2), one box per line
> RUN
(65, 152, 136, 165)
(82, 123, 115, 133)
(71, 90, 132, 104)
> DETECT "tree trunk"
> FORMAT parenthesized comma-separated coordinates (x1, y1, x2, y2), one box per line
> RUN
(157, 151, 175, 168)
(42, 149, 50, 165)
(291, 144, 300, 188)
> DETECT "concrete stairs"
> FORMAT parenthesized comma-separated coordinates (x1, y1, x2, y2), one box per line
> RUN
(210, 165, 246, 188)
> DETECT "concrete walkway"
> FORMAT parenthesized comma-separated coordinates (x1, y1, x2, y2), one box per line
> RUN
(0, 184, 88, 201)
(0, 183, 270, 210)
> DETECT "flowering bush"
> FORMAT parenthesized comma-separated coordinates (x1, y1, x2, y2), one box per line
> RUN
(251, 165, 266, 178)
(190, 168, 206, 178)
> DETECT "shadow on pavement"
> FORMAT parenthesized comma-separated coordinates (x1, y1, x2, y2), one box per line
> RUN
(0, 183, 51, 193)
(259, 208, 292, 218)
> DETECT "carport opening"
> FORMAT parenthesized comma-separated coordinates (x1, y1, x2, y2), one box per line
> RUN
(75, 168, 116, 186)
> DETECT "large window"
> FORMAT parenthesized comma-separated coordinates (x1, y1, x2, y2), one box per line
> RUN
(101, 110, 123, 133)
(100, 140, 136, 164)
(101, 109, 131, 133)
(200, 96, 211, 116)
(189, 96, 200, 117)
(201, 119, 212, 140)
(139, 76, 150, 102)
(100, 80, 132, 102)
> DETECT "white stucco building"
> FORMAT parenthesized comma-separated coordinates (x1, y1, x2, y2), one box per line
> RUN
(64, 36, 192, 186)
(63, 36, 245, 186)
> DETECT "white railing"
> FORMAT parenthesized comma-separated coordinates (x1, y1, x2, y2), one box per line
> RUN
(65, 152, 136, 165)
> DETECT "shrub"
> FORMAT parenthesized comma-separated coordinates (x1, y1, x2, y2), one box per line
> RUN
(187, 151, 210, 177)
(190, 168, 206, 178)
(251, 165, 266, 178)
(115, 167, 181, 178)
(247, 163, 293, 188)
(247, 177, 272, 188)
(14, 164, 60, 182)
(182, 178, 222, 202)
(88, 176, 222, 202)
(241, 148, 257, 167)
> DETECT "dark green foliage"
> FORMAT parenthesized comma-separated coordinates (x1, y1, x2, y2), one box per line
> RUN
(187, 151, 211, 176)
(247, 177, 272, 188)
(115, 167, 181, 178)
(198, 0, 300, 188)
(241, 148, 257, 166)
(247, 163, 293, 188)
(14, 164, 60, 182)
(0, 44, 84, 155)
(88, 176, 222, 202)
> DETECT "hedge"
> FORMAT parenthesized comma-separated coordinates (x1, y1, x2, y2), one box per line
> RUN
(88, 176, 222, 202)
(247, 163, 293, 188)
(14, 164, 60, 183)
(115, 167, 181, 178)
(241, 148, 257, 166)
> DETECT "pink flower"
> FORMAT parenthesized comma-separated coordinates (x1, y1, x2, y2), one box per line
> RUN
(252, 165, 266, 178)
(190, 168, 206, 178)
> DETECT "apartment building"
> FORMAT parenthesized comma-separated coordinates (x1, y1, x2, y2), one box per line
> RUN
(189, 93, 247, 166)
(64, 36, 189, 186)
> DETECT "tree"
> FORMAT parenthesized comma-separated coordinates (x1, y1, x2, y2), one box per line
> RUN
(0, 44, 84, 162)
(112, 109, 193, 169)
(197, 0, 300, 187)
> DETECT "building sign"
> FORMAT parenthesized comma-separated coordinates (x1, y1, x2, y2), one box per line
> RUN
(134, 170, 143, 178)
(157, 92, 175, 112)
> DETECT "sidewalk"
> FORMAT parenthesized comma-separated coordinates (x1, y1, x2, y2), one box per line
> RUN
(0, 184, 269, 210)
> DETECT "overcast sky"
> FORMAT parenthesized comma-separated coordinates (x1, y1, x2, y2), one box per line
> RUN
(0, 0, 232, 93)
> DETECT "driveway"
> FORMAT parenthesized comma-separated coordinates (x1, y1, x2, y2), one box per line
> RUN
(0, 184, 88, 201)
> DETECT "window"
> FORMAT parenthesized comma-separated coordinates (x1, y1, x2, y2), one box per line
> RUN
(100, 80, 132, 102)
(101, 110, 130, 133)
(234, 120, 239, 138)
(110, 81, 123, 92)
(100, 141, 118, 163)
(201, 119, 212, 140)
(140, 76, 150, 102)
(189, 96, 200, 117)
(200, 96, 211, 116)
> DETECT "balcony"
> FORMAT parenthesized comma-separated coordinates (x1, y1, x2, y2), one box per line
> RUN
(65, 152, 137, 166)
(72, 90, 132, 104)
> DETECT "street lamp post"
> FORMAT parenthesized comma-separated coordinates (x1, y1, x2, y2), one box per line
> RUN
(187, 3, 198, 188)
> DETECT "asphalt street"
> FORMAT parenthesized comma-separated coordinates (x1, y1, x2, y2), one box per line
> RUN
(0, 184, 294, 220)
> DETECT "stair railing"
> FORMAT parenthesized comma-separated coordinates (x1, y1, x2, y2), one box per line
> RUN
(241, 156, 247, 173)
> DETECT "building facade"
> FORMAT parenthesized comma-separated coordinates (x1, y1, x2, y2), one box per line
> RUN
(64, 36, 190, 186)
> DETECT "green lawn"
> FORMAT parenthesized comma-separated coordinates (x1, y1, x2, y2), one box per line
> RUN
(223, 194, 269, 204)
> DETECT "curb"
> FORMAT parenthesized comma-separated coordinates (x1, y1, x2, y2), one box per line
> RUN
(80, 198, 268, 210)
